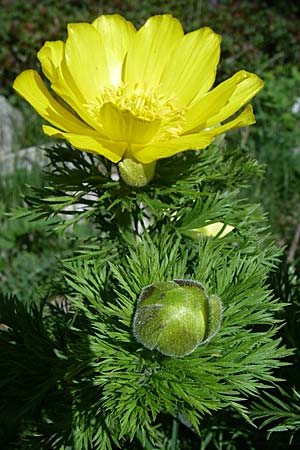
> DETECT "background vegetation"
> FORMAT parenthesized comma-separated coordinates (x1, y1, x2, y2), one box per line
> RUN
(1, 0, 300, 449)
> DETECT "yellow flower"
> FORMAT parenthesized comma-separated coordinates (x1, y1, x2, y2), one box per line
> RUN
(13, 14, 263, 186)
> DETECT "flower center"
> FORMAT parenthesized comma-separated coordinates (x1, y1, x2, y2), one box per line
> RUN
(86, 83, 186, 145)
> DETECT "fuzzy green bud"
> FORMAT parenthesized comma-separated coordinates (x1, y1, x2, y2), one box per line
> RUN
(132, 279, 223, 357)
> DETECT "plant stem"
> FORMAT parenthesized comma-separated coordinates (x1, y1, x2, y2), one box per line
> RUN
(170, 418, 179, 450)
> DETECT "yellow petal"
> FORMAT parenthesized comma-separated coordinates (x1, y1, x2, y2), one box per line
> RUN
(209, 104, 256, 135)
(161, 27, 221, 105)
(43, 125, 126, 162)
(183, 71, 247, 133)
(98, 102, 127, 141)
(37, 40, 64, 83)
(99, 102, 160, 144)
(193, 223, 234, 238)
(92, 14, 136, 86)
(206, 71, 264, 127)
(38, 40, 91, 120)
(13, 70, 95, 134)
(134, 131, 215, 163)
(124, 15, 184, 89)
(64, 23, 109, 102)
(48, 54, 102, 132)
(38, 41, 106, 132)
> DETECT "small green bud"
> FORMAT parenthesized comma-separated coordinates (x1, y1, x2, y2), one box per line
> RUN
(132, 279, 223, 357)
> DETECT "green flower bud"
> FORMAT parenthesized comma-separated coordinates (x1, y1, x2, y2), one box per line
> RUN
(132, 279, 223, 357)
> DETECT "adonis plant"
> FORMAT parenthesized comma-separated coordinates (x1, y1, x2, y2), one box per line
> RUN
(0, 14, 292, 450)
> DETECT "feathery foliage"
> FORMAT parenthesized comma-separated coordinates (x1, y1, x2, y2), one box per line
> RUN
(0, 139, 293, 449)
